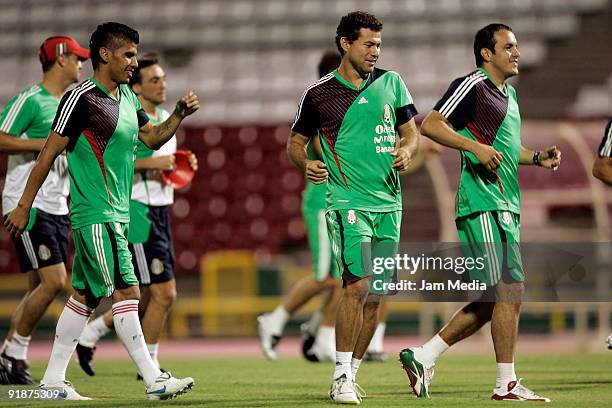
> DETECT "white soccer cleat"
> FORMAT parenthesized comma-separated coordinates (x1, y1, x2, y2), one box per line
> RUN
(606, 333, 612, 350)
(40, 380, 92, 400)
(491, 379, 551, 402)
(257, 314, 281, 361)
(329, 375, 361, 404)
(145, 372, 194, 400)
(354, 382, 367, 400)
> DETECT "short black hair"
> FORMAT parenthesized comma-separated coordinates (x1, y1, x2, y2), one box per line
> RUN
(129, 52, 160, 87)
(335, 11, 382, 56)
(41, 60, 57, 73)
(89, 22, 139, 69)
(473, 23, 513, 67)
(318, 50, 341, 77)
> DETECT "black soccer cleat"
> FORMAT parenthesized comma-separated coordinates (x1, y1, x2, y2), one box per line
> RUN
(300, 323, 319, 362)
(75, 344, 96, 376)
(0, 351, 34, 384)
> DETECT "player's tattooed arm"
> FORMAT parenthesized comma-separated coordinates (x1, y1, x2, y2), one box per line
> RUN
(392, 118, 420, 172)
(139, 91, 200, 150)
(4, 132, 68, 236)
(520, 145, 561, 170)
(287, 131, 328, 184)
(421, 110, 502, 172)
(0, 131, 46, 154)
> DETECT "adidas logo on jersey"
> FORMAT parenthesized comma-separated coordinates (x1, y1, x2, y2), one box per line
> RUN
(358, 97, 368, 104)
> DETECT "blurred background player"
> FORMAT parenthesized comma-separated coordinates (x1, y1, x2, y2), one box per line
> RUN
(5, 22, 198, 400)
(258, 50, 342, 363)
(592, 117, 612, 187)
(76, 52, 198, 378)
(591, 117, 611, 349)
(289, 12, 419, 404)
(0, 35, 88, 385)
(400, 23, 561, 402)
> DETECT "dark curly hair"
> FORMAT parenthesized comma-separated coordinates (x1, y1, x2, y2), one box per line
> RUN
(129, 52, 159, 87)
(335, 11, 383, 56)
(474, 23, 513, 67)
(89, 22, 139, 69)
(318, 50, 341, 77)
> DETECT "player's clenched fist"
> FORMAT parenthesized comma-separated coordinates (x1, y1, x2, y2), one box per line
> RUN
(305, 160, 328, 184)
(4, 205, 30, 237)
(474, 143, 503, 172)
(174, 91, 199, 118)
(390, 147, 412, 172)
(538, 146, 561, 171)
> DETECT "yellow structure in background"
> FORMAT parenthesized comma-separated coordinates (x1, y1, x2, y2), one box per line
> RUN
(173, 250, 290, 337)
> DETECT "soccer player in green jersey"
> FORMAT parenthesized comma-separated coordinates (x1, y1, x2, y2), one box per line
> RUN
(591, 118, 611, 349)
(399, 24, 561, 402)
(0, 35, 88, 385)
(259, 51, 342, 363)
(76, 52, 198, 378)
(593, 118, 612, 187)
(5, 22, 199, 400)
(289, 12, 420, 404)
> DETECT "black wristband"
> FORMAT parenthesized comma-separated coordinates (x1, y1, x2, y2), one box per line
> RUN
(533, 151, 542, 166)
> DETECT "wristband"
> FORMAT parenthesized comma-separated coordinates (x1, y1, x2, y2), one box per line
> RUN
(533, 151, 542, 166)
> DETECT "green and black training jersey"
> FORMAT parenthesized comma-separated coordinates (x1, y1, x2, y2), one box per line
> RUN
(433, 68, 522, 218)
(52, 78, 149, 229)
(292, 68, 417, 213)
(597, 118, 612, 158)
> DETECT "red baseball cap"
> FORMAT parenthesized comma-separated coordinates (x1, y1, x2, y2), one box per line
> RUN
(38, 35, 90, 65)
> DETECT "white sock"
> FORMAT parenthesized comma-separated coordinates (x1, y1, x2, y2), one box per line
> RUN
(267, 306, 290, 335)
(79, 315, 112, 347)
(305, 311, 323, 335)
(414, 333, 449, 367)
(495, 362, 516, 391)
(333, 351, 353, 381)
(147, 343, 160, 368)
(42, 298, 93, 385)
(367, 322, 386, 353)
(350, 357, 362, 382)
(112, 300, 161, 387)
(5, 332, 31, 360)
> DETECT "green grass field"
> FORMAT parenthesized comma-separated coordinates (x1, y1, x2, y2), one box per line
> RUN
(0, 354, 610, 407)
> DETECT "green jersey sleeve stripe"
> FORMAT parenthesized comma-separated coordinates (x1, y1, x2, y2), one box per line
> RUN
(0, 86, 40, 134)
(293, 73, 334, 126)
(599, 118, 612, 157)
(439, 72, 485, 118)
(54, 81, 95, 134)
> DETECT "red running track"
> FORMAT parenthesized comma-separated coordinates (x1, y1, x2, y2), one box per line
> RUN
(24, 334, 607, 361)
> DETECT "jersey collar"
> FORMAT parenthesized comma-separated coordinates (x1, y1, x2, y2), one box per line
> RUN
(333, 69, 371, 91)
(477, 67, 508, 97)
(89, 77, 121, 101)
(35, 82, 52, 97)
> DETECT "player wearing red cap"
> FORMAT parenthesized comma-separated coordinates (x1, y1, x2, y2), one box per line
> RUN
(76, 52, 198, 379)
(0, 35, 89, 385)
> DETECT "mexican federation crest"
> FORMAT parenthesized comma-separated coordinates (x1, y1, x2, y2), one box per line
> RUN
(382, 104, 392, 123)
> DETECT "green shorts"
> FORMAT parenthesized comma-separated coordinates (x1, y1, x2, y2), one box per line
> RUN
(72, 222, 139, 298)
(303, 207, 340, 281)
(326, 209, 401, 295)
(456, 211, 524, 288)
